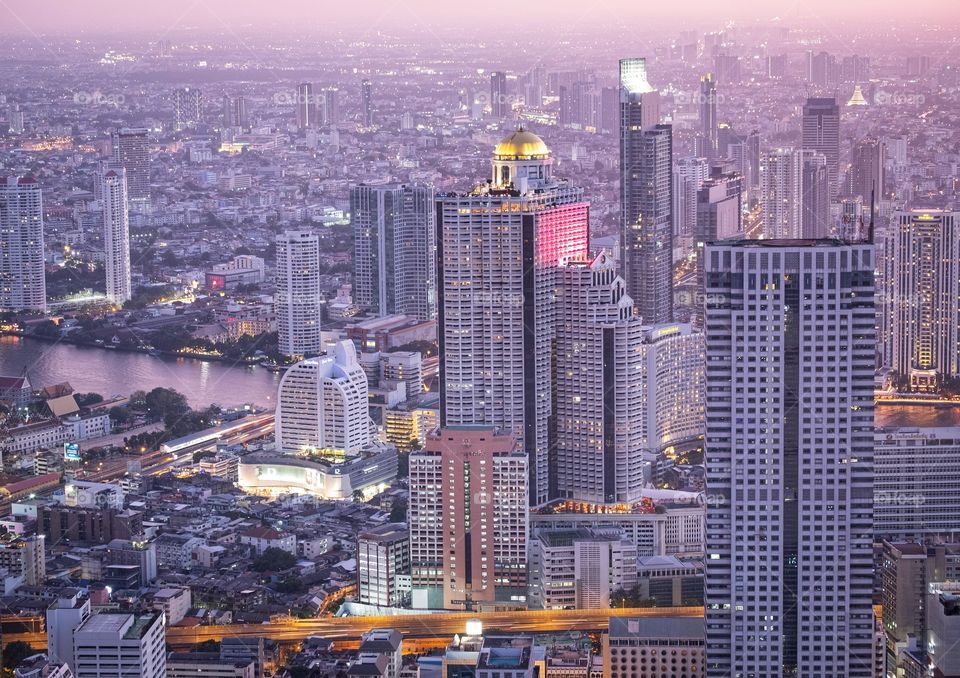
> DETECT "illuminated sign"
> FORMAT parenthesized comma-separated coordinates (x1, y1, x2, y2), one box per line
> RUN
(64, 442, 81, 461)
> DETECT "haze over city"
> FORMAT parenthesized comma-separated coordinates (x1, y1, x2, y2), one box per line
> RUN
(0, 2, 959, 678)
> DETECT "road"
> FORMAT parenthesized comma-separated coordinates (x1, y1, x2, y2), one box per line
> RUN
(162, 606, 703, 647)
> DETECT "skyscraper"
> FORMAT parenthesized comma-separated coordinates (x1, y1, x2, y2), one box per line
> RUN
(880, 209, 960, 390)
(802, 97, 841, 201)
(275, 340, 370, 454)
(110, 128, 150, 204)
(619, 58, 673, 324)
(296, 83, 314, 129)
(321, 86, 340, 126)
(351, 183, 436, 320)
(436, 129, 589, 506)
(409, 426, 528, 610)
(222, 95, 248, 130)
(554, 253, 705, 504)
(850, 137, 885, 202)
(699, 73, 718, 159)
(800, 150, 830, 238)
(703, 238, 875, 677)
(172, 87, 202, 131)
(490, 71, 508, 118)
(100, 168, 132, 305)
(761, 148, 802, 239)
(694, 163, 742, 327)
(275, 229, 322, 358)
(361, 79, 373, 127)
(0, 176, 45, 312)
(673, 156, 709, 249)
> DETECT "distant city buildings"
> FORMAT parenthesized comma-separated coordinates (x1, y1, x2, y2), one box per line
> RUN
(704, 239, 875, 676)
(0, 175, 45, 312)
(173, 87, 203, 131)
(275, 229, 322, 358)
(351, 182, 436, 320)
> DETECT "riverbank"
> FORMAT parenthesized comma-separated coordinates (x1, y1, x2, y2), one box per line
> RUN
(0, 335, 283, 409)
(1, 329, 264, 367)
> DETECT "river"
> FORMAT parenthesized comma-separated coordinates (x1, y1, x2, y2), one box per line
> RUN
(2, 334, 960, 427)
(0, 335, 283, 409)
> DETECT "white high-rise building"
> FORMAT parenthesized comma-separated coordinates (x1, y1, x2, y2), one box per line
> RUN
(703, 239, 875, 677)
(880, 208, 960, 390)
(0, 175, 45, 312)
(275, 229, 322, 358)
(554, 253, 704, 504)
(73, 612, 166, 678)
(100, 168, 132, 305)
(437, 129, 588, 506)
(275, 340, 370, 454)
(761, 148, 802, 239)
(351, 183, 436, 320)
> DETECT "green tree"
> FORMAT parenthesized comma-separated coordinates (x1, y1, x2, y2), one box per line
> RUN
(252, 547, 297, 572)
(108, 406, 132, 425)
(2, 640, 35, 674)
(75, 392, 104, 407)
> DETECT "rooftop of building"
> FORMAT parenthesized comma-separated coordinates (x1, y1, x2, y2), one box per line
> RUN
(608, 616, 705, 640)
(358, 524, 408, 543)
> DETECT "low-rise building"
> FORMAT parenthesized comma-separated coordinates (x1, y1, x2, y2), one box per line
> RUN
(603, 616, 705, 678)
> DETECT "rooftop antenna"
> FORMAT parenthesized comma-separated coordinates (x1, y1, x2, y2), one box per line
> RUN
(867, 184, 876, 244)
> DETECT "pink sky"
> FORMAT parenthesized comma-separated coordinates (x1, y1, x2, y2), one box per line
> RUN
(0, 0, 957, 36)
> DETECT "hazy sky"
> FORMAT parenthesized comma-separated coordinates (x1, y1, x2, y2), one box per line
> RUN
(1, 0, 957, 37)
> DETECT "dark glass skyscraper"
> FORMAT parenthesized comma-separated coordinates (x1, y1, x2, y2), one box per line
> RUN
(619, 58, 673, 323)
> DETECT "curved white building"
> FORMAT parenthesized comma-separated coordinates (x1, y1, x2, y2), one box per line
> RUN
(275, 340, 371, 454)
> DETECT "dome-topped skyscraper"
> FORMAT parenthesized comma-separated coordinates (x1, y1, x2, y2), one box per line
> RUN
(437, 128, 589, 506)
(491, 127, 553, 191)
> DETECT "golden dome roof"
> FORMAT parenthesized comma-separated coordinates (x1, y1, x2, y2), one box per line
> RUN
(493, 128, 550, 159)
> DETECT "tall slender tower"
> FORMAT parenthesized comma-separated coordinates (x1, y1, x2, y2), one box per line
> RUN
(619, 58, 673, 323)
(436, 129, 589, 505)
(0, 176, 45, 312)
(762, 148, 803, 239)
(275, 229, 322, 358)
(800, 150, 830, 238)
(555, 253, 704, 504)
(699, 73, 719, 159)
(490, 71, 508, 118)
(100, 168, 132, 305)
(110, 128, 150, 204)
(704, 238, 875, 677)
(360, 80, 373, 127)
(850, 137, 885, 201)
(296, 83, 314, 130)
(802, 97, 841, 201)
(351, 183, 436, 320)
(880, 209, 960, 390)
